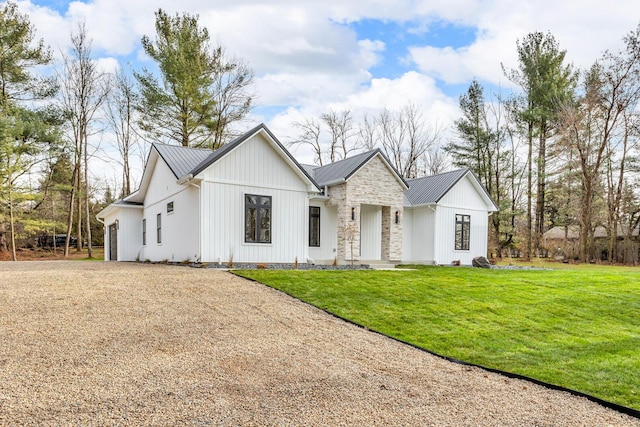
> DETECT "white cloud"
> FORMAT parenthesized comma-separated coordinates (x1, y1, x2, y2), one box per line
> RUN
(407, 0, 640, 86)
(13, 0, 640, 177)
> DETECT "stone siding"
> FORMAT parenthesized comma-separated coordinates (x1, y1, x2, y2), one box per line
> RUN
(328, 155, 405, 262)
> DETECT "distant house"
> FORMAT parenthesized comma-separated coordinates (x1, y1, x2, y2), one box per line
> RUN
(543, 225, 640, 263)
(98, 124, 498, 265)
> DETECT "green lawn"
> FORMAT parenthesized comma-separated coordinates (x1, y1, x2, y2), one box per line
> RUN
(236, 265, 640, 410)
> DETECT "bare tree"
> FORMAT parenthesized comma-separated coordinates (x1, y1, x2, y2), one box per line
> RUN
(106, 69, 138, 197)
(421, 145, 448, 175)
(378, 104, 439, 179)
(210, 51, 255, 147)
(291, 117, 323, 165)
(321, 109, 356, 161)
(58, 22, 109, 258)
(357, 114, 377, 151)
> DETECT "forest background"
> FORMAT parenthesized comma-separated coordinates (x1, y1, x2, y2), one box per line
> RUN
(2, 1, 640, 264)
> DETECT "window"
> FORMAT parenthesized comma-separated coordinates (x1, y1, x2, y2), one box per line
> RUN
(245, 195, 271, 243)
(157, 213, 162, 244)
(142, 219, 146, 246)
(309, 206, 320, 247)
(167, 201, 174, 213)
(455, 214, 470, 250)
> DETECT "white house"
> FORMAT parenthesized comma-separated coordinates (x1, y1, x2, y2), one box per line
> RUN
(98, 124, 498, 265)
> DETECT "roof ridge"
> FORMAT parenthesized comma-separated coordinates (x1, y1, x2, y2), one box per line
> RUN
(406, 168, 468, 183)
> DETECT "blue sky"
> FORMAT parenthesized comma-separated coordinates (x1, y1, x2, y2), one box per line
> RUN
(13, 0, 640, 186)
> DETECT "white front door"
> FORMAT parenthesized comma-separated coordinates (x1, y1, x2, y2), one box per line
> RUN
(360, 205, 382, 260)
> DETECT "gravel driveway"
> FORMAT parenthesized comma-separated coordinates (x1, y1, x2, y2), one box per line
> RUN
(1, 261, 638, 426)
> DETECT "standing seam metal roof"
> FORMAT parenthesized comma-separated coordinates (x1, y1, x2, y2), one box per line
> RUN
(404, 168, 469, 205)
(151, 124, 319, 191)
(308, 149, 407, 188)
(153, 143, 214, 179)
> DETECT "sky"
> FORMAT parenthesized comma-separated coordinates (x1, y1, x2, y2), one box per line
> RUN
(12, 0, 640, 191)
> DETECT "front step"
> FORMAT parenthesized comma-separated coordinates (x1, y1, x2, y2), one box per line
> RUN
(367, 262, 397, 270)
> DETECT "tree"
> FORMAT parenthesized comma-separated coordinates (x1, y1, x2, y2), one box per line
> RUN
(321, 109, 356, 162)
(291, 117, 323, 165)
(0, 2, 59, 260)
(209, 49, 255, 145)
(106, 69, 139, 197)
(0, 106, 61, 260)
(58, 23, 109, 258)
(559, 25, 640, 262)
(446, 79, 495, 184)
(503, 31, 576, 259)
(136, 9, 254, 149)
(446, 80, 519, 257)
(376, 104, 439, 179)
(290, 110, 357, 166)
(0, 2, 55, 105)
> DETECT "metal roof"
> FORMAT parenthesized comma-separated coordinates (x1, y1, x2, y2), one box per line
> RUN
(151, 124, 319, 192)
(404, 168, 469, 206)
(309, 151, 375, 185)
(308, 149, 407, 189)
(153, 143, 213, 179)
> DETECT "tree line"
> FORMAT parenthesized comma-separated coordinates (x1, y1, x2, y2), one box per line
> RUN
(0, 3, 254, 260)
(288, 29, 640, 264)
(1, 0, 638, 264)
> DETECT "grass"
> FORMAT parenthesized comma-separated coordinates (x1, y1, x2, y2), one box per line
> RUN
(236, 265, 640, 410)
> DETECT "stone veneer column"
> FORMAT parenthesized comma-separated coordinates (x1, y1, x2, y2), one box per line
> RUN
(389, 206, 403, 261)
(381, 206, 391, 260)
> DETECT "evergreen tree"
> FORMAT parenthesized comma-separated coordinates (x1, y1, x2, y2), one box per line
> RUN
(503, 31, 577, 259)
(0, 2, 59, 260)
(135, 9, 254, 149)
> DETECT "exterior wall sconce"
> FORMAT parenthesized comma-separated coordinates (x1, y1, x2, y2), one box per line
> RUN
(351, 207, 355, 221)
(395, 211, 400, 224)
(115, 219, 119, 230)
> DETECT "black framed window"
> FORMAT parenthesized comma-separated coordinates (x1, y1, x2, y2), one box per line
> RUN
(455, 214, 470, 250)
(142, 219, 146, 245)
(167, 201, 174, 213)
(157, 213, 162, 244)
(309, 206, 320, 247)
(245, 195, 271, 243)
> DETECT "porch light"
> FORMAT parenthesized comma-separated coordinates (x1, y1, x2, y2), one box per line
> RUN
(395, 211, 400, 224)
(351, 207, 355, 221)
(115, 219, 119, 230)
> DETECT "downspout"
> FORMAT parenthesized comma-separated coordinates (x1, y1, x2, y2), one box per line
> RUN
(185, 178, 201, 263)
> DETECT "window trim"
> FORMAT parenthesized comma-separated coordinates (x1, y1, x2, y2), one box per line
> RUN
(455, 214, 470, 251)
(156, 213, 162, 244)
(309, 206, 321, 247)
(142, 218, 146, 246)
(244, 194, 272, 244)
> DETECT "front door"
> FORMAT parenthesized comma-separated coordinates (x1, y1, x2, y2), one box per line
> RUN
(360, 205, 382, 260)
(108, 223, 118, 261)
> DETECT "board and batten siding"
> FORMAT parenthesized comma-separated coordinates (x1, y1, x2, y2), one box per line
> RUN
(308, 202, 338, 263)
(438, 175, 489, 211)
(139, 158, 199, 262)
(403, 206, 436, 264)
(102, 206, 142, 262)
(432, 175, 490, 265)
(199, 133, 313, 263)
(433, 205, 488, 265)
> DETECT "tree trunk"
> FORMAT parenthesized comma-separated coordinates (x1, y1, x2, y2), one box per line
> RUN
(535, 127, 546, 256)
(526, 123, 533, 260)
(9, 184, 17, 262)
(83, 130, 93, 258)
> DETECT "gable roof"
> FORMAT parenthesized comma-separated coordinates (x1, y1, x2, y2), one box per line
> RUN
(153, 144, 213, 180)
(126, 123, 320, 203)
(307, 149, 408, 189)
(404, 168, 498, 211)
